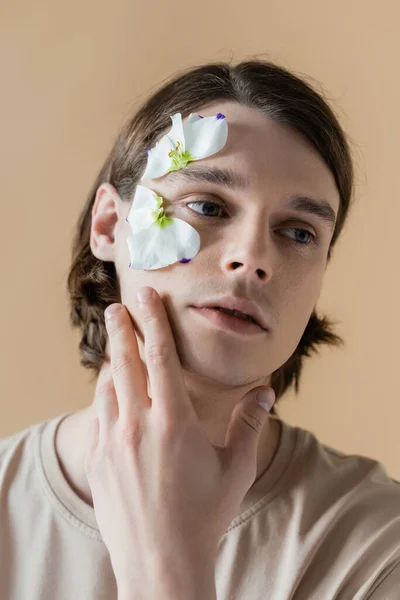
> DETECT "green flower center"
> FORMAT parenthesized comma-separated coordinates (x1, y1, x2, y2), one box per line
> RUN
(167, 140, 194, 173)
(152, 193, 173, 229)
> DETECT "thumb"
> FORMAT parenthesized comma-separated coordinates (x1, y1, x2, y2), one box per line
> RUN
(224, 386, 275, 468)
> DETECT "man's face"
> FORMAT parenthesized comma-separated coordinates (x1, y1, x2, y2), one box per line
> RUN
(94, 101, 340, 390)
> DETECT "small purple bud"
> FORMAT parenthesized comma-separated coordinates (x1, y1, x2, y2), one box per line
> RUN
(179, 258, 191, 264)
(146, 149, 150, 155)
(216, 113, 225, 120)
(126, 218, 129, 223)
(129, 262, 131, 268)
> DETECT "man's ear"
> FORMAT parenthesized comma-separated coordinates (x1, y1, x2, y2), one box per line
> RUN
(90, 183, 122, 262)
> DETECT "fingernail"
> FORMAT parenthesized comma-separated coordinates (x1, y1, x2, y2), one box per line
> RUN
(137, 287, 154, 304)
(105, 304, 122, 320)
(256, 388, 275, 412)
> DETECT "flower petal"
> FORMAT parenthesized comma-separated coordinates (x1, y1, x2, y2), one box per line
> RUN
(129, 184, 159, 211)
(186, 113, 204, 124)
(126, 185, 159, 233)
(182, 113, 228, 161)
(167, 113, 185, 151)
(127, 207, 154, 233)
(141, 134, 176, 180)
(141, 113, 186, 180)
(127, 218, 200, 270)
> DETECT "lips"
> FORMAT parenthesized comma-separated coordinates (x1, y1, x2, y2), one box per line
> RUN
(211, 306, 257, 324)
(192, 307, 266, 335)
(192, 296, 269, 331)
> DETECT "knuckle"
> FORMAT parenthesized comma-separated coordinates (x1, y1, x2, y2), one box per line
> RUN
(241, 412, 263, 434)
(110, 352, 134, 375)
(141, 310, 157, 325)
(146, 343, 169, 366)
(106, 319, 125, 337)
(121, 420, 144, 447)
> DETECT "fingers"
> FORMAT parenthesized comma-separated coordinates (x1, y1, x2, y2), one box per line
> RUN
(103, 288, 193, 431)
(86, 367, 117, 464)
(94, 365, 118, 440)
(104, 303, 149, 425)
(135, 287, 191, 424)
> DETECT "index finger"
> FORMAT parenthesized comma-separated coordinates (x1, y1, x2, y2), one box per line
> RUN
(136, 287, 193, 423)
(105, 303, 149, 424)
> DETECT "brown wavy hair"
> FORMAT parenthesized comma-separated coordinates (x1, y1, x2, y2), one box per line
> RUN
(67, 59, 355, 417)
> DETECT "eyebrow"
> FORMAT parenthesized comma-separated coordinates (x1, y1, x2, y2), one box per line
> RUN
(164, 165, 337, 230)
(165, 165, 247, 191)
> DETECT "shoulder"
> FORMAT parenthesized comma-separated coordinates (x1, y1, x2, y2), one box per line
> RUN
(0, 420, 46, 478)
(288, 423, 400, 539)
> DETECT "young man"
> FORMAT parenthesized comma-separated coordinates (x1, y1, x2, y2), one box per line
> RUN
(1, 60, 399, 599)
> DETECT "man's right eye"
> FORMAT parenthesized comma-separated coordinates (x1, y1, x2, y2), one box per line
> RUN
(186, 200, 226, 218)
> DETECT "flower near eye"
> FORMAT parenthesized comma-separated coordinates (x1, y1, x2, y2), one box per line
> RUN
(126, 111, 228, 270)
(141, 112, 228, 180)
(126, 185, 200, 270)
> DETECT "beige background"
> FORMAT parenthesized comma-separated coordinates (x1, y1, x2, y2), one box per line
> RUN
(1, 1, 398, 479)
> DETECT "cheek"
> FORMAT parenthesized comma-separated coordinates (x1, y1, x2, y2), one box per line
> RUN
(281, 256, 325, 297)
(277, 265, 324, 331)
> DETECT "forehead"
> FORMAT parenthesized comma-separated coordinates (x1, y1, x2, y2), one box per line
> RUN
(165, 101, 340, 214)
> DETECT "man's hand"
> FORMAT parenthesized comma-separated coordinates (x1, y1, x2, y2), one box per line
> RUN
(83, 286, 275, 597)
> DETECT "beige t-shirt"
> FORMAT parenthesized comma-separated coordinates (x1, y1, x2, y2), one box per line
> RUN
(0, 412, 399, 599)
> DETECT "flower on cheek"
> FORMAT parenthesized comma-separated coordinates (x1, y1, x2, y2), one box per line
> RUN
(126, 111, 228, 271)
(126, 185, 200, 270)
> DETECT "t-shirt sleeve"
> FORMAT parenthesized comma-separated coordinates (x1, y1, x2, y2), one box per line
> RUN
(366, 561, 400, 599)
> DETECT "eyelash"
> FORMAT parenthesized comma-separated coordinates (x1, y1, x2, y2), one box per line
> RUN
(186, 200, 318, 246)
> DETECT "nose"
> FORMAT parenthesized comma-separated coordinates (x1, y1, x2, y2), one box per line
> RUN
(220, 213, 275, 282)
(225, 261, 269, 281)
(222, 238, 273, 283)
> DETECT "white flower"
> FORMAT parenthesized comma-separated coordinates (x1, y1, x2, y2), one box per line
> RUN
(141, 112, 228, 180)
(125, 111, 228, 270)
(126, 185, 200, 270)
